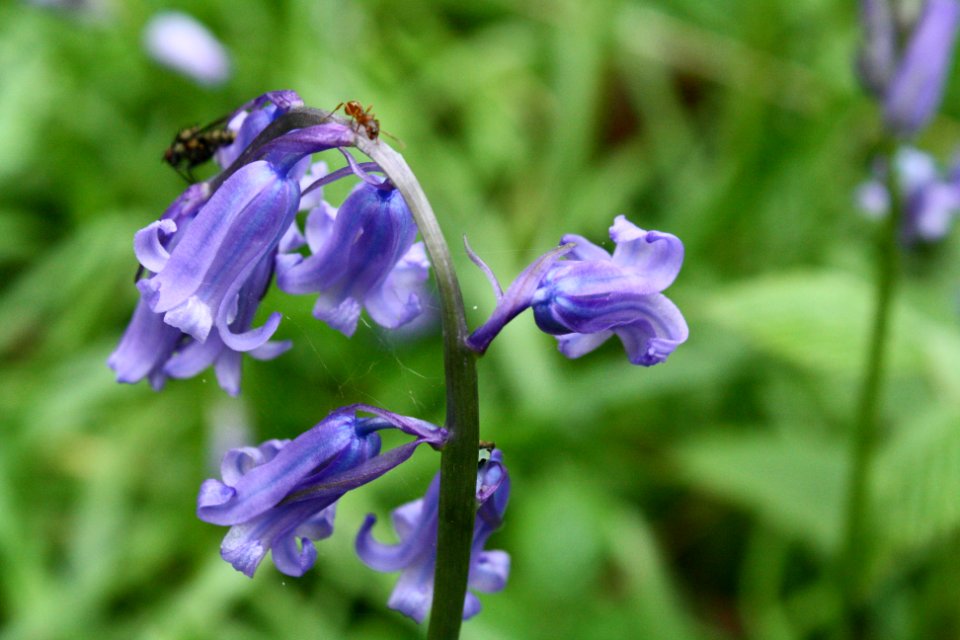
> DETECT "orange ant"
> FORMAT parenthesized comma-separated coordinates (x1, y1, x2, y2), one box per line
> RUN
(332, 101, 380, 140)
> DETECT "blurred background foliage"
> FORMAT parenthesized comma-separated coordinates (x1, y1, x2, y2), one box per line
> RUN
(2, 0, 960, 638)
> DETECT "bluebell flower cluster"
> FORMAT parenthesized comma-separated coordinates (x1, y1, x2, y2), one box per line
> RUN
(857, 147, 960, 243)
(467, 215, 688, 365)
(356, 449, 510, 622)
(858, 0, 960, 137)
(111, 90, 689, 626)
(108, 91, 430, 395)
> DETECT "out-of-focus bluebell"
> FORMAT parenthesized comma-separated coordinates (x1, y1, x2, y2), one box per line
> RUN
(197, 404, 447, 577)
(467, 216, 688, 366)
(356, 449, 510, 623)
(276, 168, 430, 337)
(858, 0, 960, 136)
(143, 11, 232, 87)
(856, 146, 960, 242)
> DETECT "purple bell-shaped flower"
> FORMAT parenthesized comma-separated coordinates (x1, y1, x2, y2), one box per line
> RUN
(467, 216, 688, 365)
(197, 404, 447, 577)
(356, 449, 510, 623)
(276, 172, 430, 337)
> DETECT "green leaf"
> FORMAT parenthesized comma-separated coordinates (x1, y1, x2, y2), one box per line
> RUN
(604, 509, 708, 640)
(674, 430, 846, 553)
(705, 270, 927, 376)
(874, 405, 960, 556)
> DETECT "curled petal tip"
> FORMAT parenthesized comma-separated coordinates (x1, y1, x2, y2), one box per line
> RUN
(197, 479, 236, 512)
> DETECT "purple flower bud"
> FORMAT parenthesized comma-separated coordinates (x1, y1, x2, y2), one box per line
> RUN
(467, 216, 688, 366)
(856, 146, 960, 242)
(143, 11, 231, 87)
(197, 404, 447, 577)
(859, 0, 960, 136)
(356, 449, 510, 623)
(276, 178, 430, 336)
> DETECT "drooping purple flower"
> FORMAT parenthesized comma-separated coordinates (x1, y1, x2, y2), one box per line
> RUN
(856, 146, 960, 242)
(161, 249, 292, 395)
(108, 183, 209, 390)
(136, 161, 299, 349)
(467, 216, 688, 366)
(135, 123, 355, 352)
(111, 99, 356, 394)
(858, 0, 960, 136)
(109, 180, 296, 395)
(143, 11, 232, 87)
(197, 404, 447, 577)
(276, 172, 430, 337)
(356, 449, 510, 623)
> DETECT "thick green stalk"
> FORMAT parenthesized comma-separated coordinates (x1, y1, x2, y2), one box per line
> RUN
(225, 109, 480, 638)
(355, 137, 479, 640)
(840, 143, 901, 638)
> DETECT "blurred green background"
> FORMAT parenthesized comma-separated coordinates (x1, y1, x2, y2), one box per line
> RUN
(3, 0, 960, 638)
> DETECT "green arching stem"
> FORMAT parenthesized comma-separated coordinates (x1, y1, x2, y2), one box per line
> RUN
(216, 107, 481, 639)
(840, 141, 902, 638)
(357, 138, 479, 640)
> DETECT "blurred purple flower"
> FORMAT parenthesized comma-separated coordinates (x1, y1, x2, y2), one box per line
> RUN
(857, 146, 960, 242)
(858, 0, 897, 96)
(143, 11, 232, 87)
(356, 449, 510, 623)
(276, 169, 430, 337)
(467, 216, 688, 365)
(859, 0, 960, 136)
(197, 404, 447, 577)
